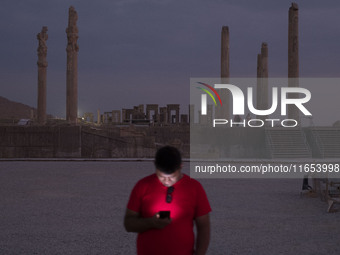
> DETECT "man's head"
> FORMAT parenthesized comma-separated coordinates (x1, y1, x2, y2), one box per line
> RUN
(154, 146, 182, 187)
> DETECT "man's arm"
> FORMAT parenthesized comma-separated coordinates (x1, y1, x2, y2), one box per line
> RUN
(194, 213, 210, 255)
(124, 208, 171, 233)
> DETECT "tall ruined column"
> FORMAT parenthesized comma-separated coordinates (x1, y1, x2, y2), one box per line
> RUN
(66, 6, 79, 124)
(257, 54, 262, 80)
(288, 3, 299, 122)
(256, 42, 268, 120)
(37, 26, 48, 125)
(261, 43, 268, 83)
(216, 26, 230, 119)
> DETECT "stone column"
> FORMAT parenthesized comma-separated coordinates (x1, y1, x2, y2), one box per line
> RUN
(288, 3, 299, 122)
(189, 104, 195, 124)
(256, 53, 262, 120)
(97, 109, 100, 124)
(216, 26, 230, 120)
(261, 43, 268, 81)
(66, 6, 79, 124)
(257, 54, 262, 79)
(37, 26, 48, 125)
(256, 43, 268, 120)
(166, 104, 180, 124)
(221, 26, 230, 79)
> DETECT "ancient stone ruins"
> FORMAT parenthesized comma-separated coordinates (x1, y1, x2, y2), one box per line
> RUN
(34, 4, 301, 127)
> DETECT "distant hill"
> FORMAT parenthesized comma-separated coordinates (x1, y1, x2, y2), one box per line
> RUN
(0, 96, 37, 120)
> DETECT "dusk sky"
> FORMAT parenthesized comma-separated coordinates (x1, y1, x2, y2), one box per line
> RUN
(1, 0, 340, 123)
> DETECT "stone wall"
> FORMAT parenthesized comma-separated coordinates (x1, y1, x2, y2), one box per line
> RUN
(0, 126, 81, 158)
(5, 125, 336, 159)
(81, 128, 156, 158)
(81, 125, 190, 158)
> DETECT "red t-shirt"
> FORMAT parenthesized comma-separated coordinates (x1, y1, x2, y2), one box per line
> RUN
(127, 173, 211, 255)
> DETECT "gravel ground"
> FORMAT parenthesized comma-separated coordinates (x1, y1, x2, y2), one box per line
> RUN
(0, 161, 339, 255)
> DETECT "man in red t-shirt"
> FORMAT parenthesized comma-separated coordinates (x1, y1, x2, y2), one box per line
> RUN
(124, 146, 211, 255)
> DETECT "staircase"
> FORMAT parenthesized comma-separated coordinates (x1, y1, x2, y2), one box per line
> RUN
(265, 127, 312, 158)
(311, 127, 340, 158)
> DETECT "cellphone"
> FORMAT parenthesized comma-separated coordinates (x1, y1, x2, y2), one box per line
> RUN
(159, 211, 170, 219)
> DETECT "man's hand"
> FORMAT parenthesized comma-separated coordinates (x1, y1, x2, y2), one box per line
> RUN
(124, 209, 171, 233)
(194, 213, 210, 255)
(151, 213, 171, 229)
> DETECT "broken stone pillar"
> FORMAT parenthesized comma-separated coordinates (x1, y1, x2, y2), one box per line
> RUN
(159, 107, 167, 124)
(257, 54, 262, 79)
(256, 43, 268, 120)
(221, 26, 230, 79)
(216, 26, 230, 120)
(167, 104, 180, 124)
(37, 26, 48, 125)
(146, 104, 159, 123)
(288, 3, 299, 122)
(97, 109, 100, 124)
(180, 114, 188, 124)
(261, 43, 268, 81)
(112, 110, 121, 123)
(189, 104, 195, 124)
(66, 6, 79, 124)
(257, 53, 262, 118)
